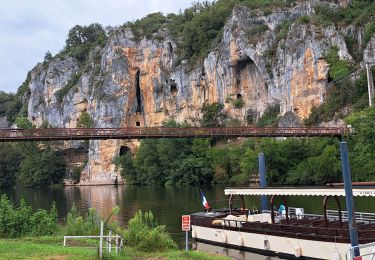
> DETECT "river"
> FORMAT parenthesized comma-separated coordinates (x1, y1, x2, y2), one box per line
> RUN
(1, 185, 375, 259)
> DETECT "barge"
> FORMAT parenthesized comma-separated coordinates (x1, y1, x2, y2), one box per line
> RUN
(191, 187, 375, 260)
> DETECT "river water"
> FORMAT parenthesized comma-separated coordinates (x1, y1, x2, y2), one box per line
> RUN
(1, 185, 375, 259)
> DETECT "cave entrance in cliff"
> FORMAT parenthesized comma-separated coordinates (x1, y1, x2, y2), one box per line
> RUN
(235, 56, 254, 87)
(135, 70, 142, 113)
(119, 146, 130, 156)
(136, 121, 141, 127)
(170, 80, 178, 97)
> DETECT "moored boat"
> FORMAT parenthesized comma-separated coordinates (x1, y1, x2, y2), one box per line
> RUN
(191, 187, 375, 260)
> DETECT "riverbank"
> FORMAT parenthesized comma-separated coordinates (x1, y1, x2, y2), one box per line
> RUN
(0, 236, 230, 260)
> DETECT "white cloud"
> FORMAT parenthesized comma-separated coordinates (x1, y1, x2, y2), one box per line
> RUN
(0, 0, 196, 93)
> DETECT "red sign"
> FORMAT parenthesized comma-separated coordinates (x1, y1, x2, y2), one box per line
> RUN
(182, 215, 191, 231)
(354, 257, 362, 260)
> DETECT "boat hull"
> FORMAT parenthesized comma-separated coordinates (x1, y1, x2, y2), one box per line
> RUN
(192, 225, 351, 260)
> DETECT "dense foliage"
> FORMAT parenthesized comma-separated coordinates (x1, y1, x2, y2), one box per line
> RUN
(77, 111, 94, 128)
(123, 210, 177, 252)
(126, 0, 296, 64)
(0, 195, 57, 238)
(64, 24, 107, 62)
(346, 106, 375, 182)
(257, 103, 280, 127)
(0, 92, 23, 123)
(17, 147, 66, 188)
(0, 117, 67, 188)
(64, 203, 99, 236)
(116, 119, 344, 186)
(305, 47, 373, 125)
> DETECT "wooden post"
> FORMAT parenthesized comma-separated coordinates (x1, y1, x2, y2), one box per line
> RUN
(109, 230, 112, 254)
(115, 235, 119, 254)
(99, 222, 104, 259)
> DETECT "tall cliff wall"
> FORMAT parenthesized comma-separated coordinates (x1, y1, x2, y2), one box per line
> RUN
(24, 1, 374, 185)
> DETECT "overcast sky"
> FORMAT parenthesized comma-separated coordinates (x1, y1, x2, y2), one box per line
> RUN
(0, 0, 198, 93)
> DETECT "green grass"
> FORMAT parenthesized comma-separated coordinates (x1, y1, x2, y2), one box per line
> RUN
(0, 236, 96, 259)
(0, 236, 230, 260)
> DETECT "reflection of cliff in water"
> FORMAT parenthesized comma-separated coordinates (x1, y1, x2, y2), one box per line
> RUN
(63, 186, 125, 225)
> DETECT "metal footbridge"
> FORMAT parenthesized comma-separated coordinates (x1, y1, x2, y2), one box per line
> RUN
(0, 127, 349, 142)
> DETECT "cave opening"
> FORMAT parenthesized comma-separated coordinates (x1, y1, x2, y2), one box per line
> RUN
(136, 121, 141, 127)
(119, 146, 130, 156)
(170, 81, 178, 96)
(167, 42, 173, 54)
(136, 70, 142, 113)
(235, 56, 254, 86)
(237, 93, 242, 100)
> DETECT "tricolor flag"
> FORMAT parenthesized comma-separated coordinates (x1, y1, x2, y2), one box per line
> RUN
(200, 189, 211, 210)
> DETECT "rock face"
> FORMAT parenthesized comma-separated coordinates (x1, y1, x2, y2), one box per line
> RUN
(25, 1, 372, 185)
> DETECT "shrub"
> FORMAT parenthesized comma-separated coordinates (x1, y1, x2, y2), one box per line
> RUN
(232, 98, 244, 108)
(65, 203, 99, 236)
(298, 15, 311, 24)
(246, 24, 269, 44)
(55, 71, 82, 103)
(364, 22, 375, 47)
(257, 103, 280, 127)
(0, 195, 57, 238)
(201, 102, 225, 127)
(15, 117, 33, 129)
(77, 111, 94, 128)
(123, 210, 177, 252)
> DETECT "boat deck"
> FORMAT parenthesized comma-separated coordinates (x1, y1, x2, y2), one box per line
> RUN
(191, 210, 375, 244)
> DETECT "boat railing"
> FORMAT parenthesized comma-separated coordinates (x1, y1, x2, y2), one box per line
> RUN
(190, 214, 354, 243)
(346, 241, 375, 260)
(328, 210, 375, 223)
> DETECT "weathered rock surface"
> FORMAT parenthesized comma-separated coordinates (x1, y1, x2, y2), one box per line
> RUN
(24, 1, 374, 184)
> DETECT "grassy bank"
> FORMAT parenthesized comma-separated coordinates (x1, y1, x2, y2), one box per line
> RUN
(0, 236, 230, 260)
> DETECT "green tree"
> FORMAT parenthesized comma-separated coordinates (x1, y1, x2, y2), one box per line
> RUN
(17, 148, 66, 187)
(0, 143, 24, 188)
(346, 106, 375, 181)
(77, 111, 94, 128)
(201, 102, 225, 127)
(15, 117, 33, 129)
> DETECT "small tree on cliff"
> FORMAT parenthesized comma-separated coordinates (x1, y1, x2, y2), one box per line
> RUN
(201, 102, 225, 127)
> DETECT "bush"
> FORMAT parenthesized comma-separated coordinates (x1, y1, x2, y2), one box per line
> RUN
(17, 148, 66, 188)
(298, 15, 311, 24)
(123, 210, 177, 252)
(232, 98, 245, 108)
(0, 195, 57, 238)
(257, 103, 280, 127)
(65, 203, 99, 236)
(77, 111, 94, 128)
(246, 24, 269, 44)
(201, 102, 225, 127)
(364, 22, 375, 47)
(55, 71, 82, 103)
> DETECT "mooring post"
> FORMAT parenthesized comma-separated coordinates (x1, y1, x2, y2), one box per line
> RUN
(340, 142, 360, 257)
(258, 153, 267, 211)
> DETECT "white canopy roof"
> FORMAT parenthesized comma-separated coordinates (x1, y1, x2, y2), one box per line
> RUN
(224, 188, 375, 197)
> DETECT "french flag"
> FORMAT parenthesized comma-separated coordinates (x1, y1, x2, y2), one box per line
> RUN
(200, 189, 211, 209)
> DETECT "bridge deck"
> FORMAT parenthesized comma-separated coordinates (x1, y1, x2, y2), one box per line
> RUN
(0, 127, 348, 142)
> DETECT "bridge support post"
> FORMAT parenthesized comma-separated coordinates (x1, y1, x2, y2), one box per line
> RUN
(258, 153, 267, 211)
(340, 142, 360, 257)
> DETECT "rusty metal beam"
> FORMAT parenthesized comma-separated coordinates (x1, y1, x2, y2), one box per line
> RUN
(0, 127, 349, 142)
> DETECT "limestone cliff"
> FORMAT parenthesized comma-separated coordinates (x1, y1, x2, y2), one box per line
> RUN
(23, 0, 374, 185)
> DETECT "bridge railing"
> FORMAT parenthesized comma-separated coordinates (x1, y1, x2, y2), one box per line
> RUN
(0, 126, 349, 141)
